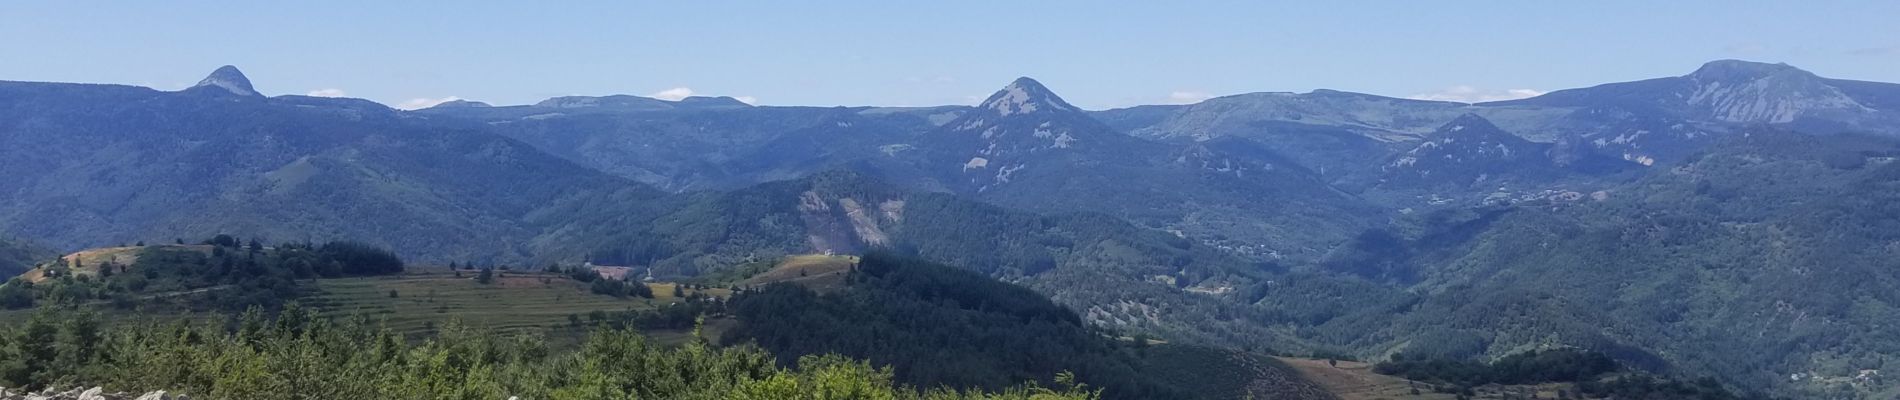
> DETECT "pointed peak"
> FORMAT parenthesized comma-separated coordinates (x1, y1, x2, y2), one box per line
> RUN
(979, 76, 1077, 116)
(192, 65, 259, 96)
(1437, 114, 1506, 135)
(1688, 59, 1810, 82)
(1006, 76, 1051, 92)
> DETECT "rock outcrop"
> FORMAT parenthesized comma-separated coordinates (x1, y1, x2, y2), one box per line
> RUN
(0, 386, 187, 400)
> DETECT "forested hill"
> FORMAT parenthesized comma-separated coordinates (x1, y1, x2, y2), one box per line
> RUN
(9, 60, 1900, 398)
(722, 253, 1336, 400)
(0, 69, 659, 264)
(1310, 130, 1900, 398)
(0, 238, 43, 278)
(533, 168, 1359, 351)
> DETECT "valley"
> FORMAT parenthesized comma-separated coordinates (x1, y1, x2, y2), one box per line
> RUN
(3, 58, 1899, 398)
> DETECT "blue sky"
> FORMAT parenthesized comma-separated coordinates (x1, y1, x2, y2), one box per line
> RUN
(3, 2, 1896, 109)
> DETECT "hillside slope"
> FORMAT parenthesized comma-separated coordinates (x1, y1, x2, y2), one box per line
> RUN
(723, 253, 1337, 400)
(1315, 130, 1900, 398)
(536, 169, 1366, 350)
(432, 78, 1381, 260)
(0, 67, 658, 263)
(0, 238, 43, 279)
(888, 78, 1380, 259)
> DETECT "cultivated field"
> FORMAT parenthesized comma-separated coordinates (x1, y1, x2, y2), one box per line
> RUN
(734, 254, 857, 292)
(1277, 357, 1577, 400)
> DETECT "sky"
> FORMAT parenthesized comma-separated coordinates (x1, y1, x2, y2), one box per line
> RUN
(3, 2, 1897, 110)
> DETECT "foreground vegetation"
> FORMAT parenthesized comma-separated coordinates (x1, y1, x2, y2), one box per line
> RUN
(0, 306, 1100, 400)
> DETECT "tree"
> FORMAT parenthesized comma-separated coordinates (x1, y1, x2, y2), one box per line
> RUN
(2, 312, 60, 386)
(0, 280, 35, 309)
(54, 312, 102, 377)
(477, 268, 495, 284)
(316, 241, 403, 276)
(591, 279, 630, 298)
(672, 284, 685, 298)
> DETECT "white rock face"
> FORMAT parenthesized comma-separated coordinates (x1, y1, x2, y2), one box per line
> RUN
(978, 78, 1076, 116)
(989, 85, 1039, 116)
(1686, 77, 1865, 123)
(1683, 60, 1870, 123)
(191, 65, 259, 97)
(963, 157, 990, 171)
(75, 387, 106, 400)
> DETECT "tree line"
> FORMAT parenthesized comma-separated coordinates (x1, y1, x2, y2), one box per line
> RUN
(1374, 348, 1767, 399)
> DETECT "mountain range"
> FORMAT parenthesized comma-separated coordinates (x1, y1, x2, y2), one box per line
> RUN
(4, 59, 1900, 398)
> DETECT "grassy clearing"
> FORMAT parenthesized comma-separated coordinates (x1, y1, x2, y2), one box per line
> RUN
(1275, 356, 1579, 400)
(20, 245, 216, 282)
(647, 281, 734, 300)
(735, 254, 857, 292)
(1278, 356, 1447, 400)
(1132, 346, 1335, 400)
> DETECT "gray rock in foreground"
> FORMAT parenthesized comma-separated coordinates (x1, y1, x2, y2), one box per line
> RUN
(0, 387, 186, 400)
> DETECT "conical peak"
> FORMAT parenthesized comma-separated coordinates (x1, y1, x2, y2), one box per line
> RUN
(192, 65, 259, 96)
(1438, 113, 1505, 134)
(979, 77, 1077, 116)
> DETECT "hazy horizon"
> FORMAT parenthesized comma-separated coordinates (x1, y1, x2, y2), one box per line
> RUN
(4, 2, 1897, 109)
